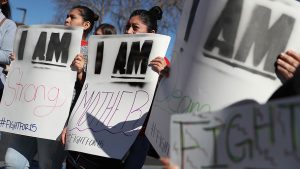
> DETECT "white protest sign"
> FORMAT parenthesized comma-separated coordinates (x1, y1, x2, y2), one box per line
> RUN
(65, 34, 170, 159)
(170, 96, 300, 169)
(146, 0, 300, 156)
(0, 25, 83, 140)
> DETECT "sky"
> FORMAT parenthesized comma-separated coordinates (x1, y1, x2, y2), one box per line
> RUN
(10, 0, 55, 25)
(8, 0, 176, 58)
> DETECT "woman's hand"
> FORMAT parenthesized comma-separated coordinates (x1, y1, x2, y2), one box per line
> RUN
(71, 53, 86, 83)
(9, 53, 15, 61)
(71, 53, 85, 73)
(276, 50, 300, 80)
(61, 127, 67, 145)
(149, 56, 167, 74)
(160, 157, 180, 169)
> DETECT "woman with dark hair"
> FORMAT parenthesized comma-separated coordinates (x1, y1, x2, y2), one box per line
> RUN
(125, 6, 162, 33)
(66, 5, 99, 111)
(4, 5, 98, 169)
(0, 0, 16, 99)
(123, 6, 170, 169)
(124, 5, 169, 77)
(1, 0, 11, 18)
(94, 23, 117, 35)
(62, 19, 123, 169)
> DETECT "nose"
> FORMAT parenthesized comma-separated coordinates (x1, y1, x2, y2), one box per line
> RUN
(65, 17, 70, 25)
(126, 27, 134, 34)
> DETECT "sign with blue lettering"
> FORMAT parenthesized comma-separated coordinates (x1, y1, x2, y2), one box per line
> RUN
(146, 0, 300, 157)
(65, 34, 170, 159)
(0, 25, 83, 140)
(170, 97, 300, 169)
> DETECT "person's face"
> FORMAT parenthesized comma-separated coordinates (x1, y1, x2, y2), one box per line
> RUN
(65, 8, 85, 27)
(1, 0, 8, 5)
(95, 29, 103, 35)
(125, 15, 148, 34)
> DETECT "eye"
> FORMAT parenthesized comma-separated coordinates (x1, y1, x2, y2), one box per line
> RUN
(133, 25, 139, 31)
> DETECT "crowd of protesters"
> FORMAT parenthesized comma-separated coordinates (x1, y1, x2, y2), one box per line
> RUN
(1, 0, 300, 169)
(0, 1, 171, 169)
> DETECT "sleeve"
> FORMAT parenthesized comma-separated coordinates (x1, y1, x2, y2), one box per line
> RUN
(0, 21, 17, 65)
(161, 57, 170, 77)
(164, 57, 170, 67)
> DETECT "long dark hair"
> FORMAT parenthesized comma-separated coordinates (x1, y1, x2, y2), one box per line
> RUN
(1, 1, 11, 19)
(129, 6, 163, 33)
(71, 5, 99, 36)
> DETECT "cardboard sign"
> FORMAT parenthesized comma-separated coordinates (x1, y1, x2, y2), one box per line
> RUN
(146, 0, 300, 156)
(66, 34, 170, 159)
(171, 97, 300, 169)
(0, 25, 83, 140)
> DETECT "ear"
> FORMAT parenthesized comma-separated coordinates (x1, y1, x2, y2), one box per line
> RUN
(1, 0, 8, 5)
(83, 21, 91, 31)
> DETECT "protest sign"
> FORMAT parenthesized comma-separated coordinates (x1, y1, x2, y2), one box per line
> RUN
(0, 25, 83, 140)
(146, 0, 300, 156)
(66, 34, 170, 159)
(170, 97, 300, 169)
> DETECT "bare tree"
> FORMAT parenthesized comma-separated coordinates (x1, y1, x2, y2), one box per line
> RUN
(51, 0, 183, 35)
(51, 0, 112, 25)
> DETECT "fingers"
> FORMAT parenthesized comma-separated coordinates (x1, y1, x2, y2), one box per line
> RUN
(150, 57, 167, 67)
(160, 157, 171, 169)
(160, 157, 180, 169)
(286, 50, 300, 63)
(277, 64, 294, 79)
(61, 127, 67, 145)
(277, 57, 296, 74)
(160, 157, 171, 165)
(72, 54, 84, 65)
(9, 53, 16, 61)
(149, 57, 167, 74)
(71, 54, 85, 73)
(276, 51, 300, 80)
(278, 52, 300, 68)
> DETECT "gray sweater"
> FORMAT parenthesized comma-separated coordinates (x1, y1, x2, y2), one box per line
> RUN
(0, 10, 17, 89)
(0, 10, 16, 65)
